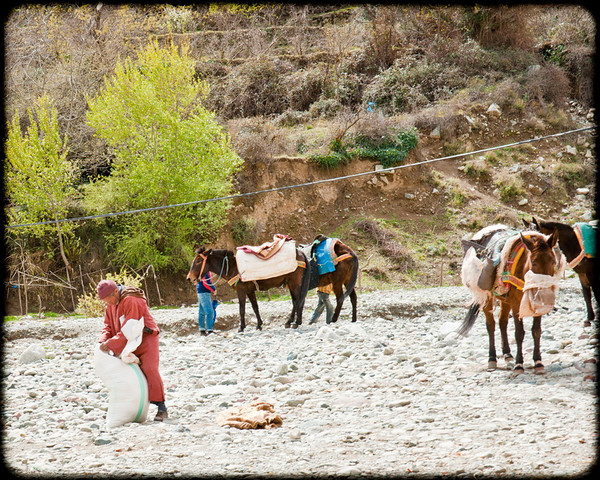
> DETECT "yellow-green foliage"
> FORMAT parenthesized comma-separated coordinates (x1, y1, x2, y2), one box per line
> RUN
(84, 41, 243, 270)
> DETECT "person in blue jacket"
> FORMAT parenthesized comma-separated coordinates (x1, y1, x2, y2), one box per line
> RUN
(197, 273, 216, 335)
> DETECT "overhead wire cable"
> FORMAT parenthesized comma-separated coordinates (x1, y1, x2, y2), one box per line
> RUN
(5, 125, 595, 229)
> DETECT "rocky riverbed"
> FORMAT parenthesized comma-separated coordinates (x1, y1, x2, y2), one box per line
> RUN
(3, 276, 598, 478)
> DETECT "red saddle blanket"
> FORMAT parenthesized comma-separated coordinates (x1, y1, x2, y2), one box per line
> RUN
(237, 234, 292, 259)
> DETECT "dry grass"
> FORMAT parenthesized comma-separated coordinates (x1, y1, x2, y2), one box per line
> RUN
(354, 219, 415, 272)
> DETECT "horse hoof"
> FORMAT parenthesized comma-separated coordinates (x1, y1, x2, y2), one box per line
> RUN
(512, 365, 525, 375)
(487, 361, 497, 371)
(584, 321, 591, 327)
(534, 362, 545, 374)
(504, 356, 515, 369)
(291, 324, 298, 329)
(284, 324, 291, 329)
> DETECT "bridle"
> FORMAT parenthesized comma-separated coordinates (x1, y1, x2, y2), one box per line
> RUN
(193, 251, 230, 284)
(195, 253, 208, 282)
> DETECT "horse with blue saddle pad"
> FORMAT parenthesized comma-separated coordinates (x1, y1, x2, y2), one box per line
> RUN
(526, 217, 598, 327)
(299, 235, 359, 324)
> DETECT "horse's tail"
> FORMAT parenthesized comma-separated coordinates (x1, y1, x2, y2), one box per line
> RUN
(343, 251, 359, 299)
(299, 250, 311, 303)
(457, 303, 480, 336)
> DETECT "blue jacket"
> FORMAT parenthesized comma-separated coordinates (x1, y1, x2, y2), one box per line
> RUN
(196, 273, 215, 294)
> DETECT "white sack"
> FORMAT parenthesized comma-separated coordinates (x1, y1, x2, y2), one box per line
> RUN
(461, 247, 490, 306)
(93, 344, 149, 429)
(519, 270, 560, 318)
(236, 239, 298, 282)
(120, 315, 144, 362)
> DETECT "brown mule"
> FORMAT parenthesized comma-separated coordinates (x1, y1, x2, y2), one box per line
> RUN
(460, 226, 562, 374)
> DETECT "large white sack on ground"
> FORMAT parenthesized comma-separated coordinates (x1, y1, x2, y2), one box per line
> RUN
(93, 344, 149, 429)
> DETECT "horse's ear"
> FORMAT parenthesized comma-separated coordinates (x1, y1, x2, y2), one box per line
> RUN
(547, 228, 559, 248)
(521, 233, 535, 252)
(195, 246, 205, 254)
(532, 217, 540, 229)
(522, 218, 532, 229)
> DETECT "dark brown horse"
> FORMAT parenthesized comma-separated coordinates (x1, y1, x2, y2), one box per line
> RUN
(525, 217, 597, 327)
(186, 247, 310, 332)
(297, 235, 359, 323)
(460, 227, 561, 374)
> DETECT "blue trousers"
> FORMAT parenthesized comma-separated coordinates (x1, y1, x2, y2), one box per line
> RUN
(197, 292, 216, 331)
(309, 290, 334, 324)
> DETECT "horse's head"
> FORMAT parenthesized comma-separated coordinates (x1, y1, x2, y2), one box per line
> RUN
(521, 229, 558, 276)
(520, 229, 561, 318)
(186, 246, 211, 285)
(522, 217, 541, 231)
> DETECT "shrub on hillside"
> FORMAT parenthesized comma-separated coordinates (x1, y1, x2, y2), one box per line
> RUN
(350, 129, 418, 168)
(308, 128, 418, 169)
(309, 98, 343, 119)
(354, 219, 415, 272)
(229, 118, 289, 163)
(231, 216, 263, 245)
(211, 57, 293, 118)
(522, 64, 571, 106)
(462, 6, 537, 50)
(363, 56, 467, 114)
(283, 66, 327, 112)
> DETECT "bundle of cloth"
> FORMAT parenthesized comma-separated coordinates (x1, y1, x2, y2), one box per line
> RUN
(216, 401, 283, 430)
(519, 269, 561, 318)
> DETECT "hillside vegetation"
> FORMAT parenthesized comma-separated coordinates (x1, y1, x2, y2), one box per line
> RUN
(3, 4, 596, 315)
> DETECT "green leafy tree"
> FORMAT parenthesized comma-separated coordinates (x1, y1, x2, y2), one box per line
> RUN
(5, 95, 79, 293)
(84, 41, 243, 270)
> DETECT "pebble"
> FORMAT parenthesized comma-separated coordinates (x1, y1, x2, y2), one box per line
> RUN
(2, 277, 596, 477)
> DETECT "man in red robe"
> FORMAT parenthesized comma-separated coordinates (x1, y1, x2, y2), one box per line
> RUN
(97, 279, 168, 421)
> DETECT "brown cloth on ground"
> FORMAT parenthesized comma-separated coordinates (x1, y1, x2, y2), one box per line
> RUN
(216, 401, 283, 430)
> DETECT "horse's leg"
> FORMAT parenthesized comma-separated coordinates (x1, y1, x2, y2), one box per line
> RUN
(513, 308, 526, 374)
(592, 280, 600, 327)
(246, 290, 263, 330)
(498, 305, 514, 368)
(580, 273, 594, 327)
(285, 281, 297, 328)
(483, 300, 497, 370)
(294, 280, 307, 329)
(287, 278, 306, 329)
(349, 289, 357, 322)
(330, 287, 344, 324)
(286, 286, 299, 328)
(287, 305, 297, 328)
(532, 315, 545, 374)
(236, 288, 247, 332)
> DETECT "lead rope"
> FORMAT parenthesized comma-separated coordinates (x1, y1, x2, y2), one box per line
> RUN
(210, 254, 230, 286)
